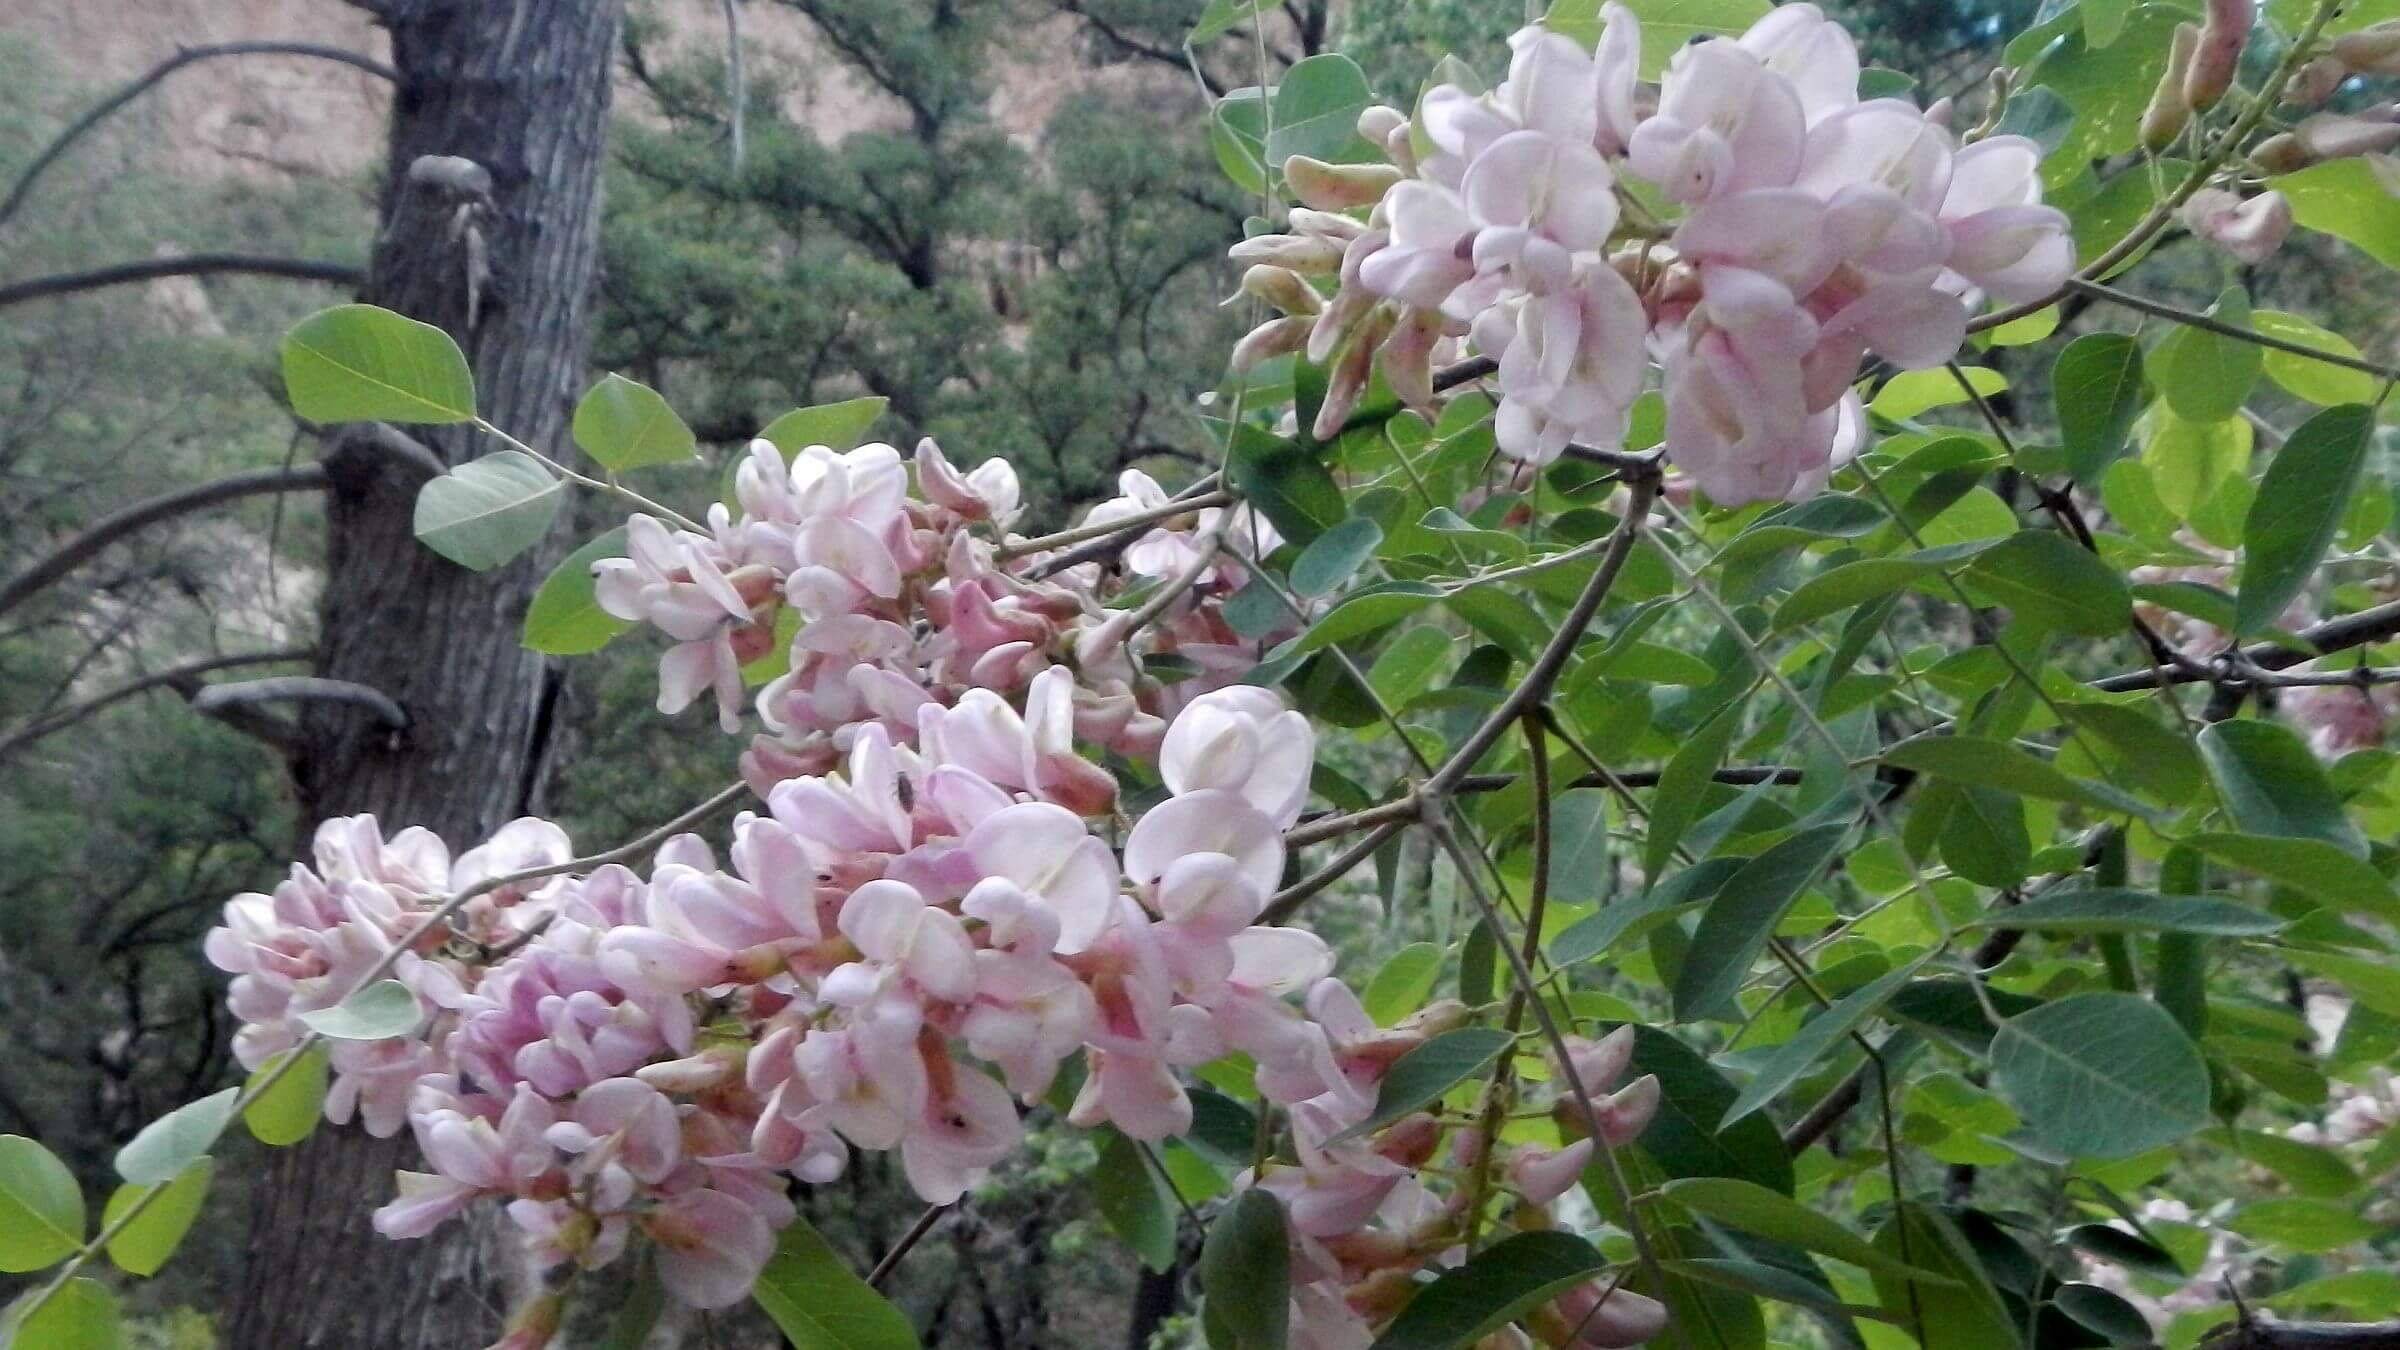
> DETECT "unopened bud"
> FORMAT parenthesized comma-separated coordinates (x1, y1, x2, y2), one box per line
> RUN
(2286, 55, 2349, 106)
(1313, 305, 1393, 441)
(2144, 24, 2200, 152)
(485, 1293, 565, 1350)
(1356, 104, 1409, 147)
(636, 1046, 744, 1094)
(1286, 207, 1369, 241)
(1346, 1268, 1420, 1320)
(1229, 314, 1312, 373)
(1374, 1112, 1444, 1168)
(2251, 131, 2313, 173)
(1594, 1073, 1663, 1147)
(2333, 19, 2400, 75)
(2296, 112, 2400, 161)
(1238, 263, 1323, 316)
(1227, 232, 1344, 272)
(1284, 154, 1404, 211)
(1380, 308, 1445, 415)
(2184, 187, 2294, 263)
(1924, 96, 1954, 128)
(2185, 0, 2251, 112)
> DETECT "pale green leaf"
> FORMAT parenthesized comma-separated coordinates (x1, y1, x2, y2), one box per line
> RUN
(412, 451, 563, 571)
(281, 303, 474, 424)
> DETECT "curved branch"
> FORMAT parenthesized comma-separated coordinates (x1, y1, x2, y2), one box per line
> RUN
(0, 255, 363, 312)
(0, 648, 312, 763)
(0, 464, 331, 619)
(188, 677, 406, 731)
(0, 41, 398, 231)
(2092, 597, 2400, 693)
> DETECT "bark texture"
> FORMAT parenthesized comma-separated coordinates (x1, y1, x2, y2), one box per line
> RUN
(222, 1, 620, 1344)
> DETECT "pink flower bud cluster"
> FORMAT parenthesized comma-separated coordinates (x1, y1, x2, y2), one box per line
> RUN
(1245, 1021, 1667, 1349)
(1234, 4, 2074, 507)
(593, 437, 1287, 797)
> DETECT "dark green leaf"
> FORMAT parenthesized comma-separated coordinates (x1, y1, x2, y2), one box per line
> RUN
(1546, 789, 1615, 903)
(2185, 832, 2400, 920)
(1552, 859, 1738, 966)
(2236, 403, 2376, 636)
(2054, 334, 2146, 484)
(1647, 705, 1740, 883)
(1673, 824, 1849, 1021)
(1869, 1204, 2018, 1350)
(1663, 1177, 1953, 1281)
(1961, 531, 2132, 637)
(1095, 1131, 1177, 1272)
(1202, 1190, 1290, 1350)
(1884, 735, 2153, 819)
(1290, 517, 1383, 598)
(1991, 992, 2211, 1158)
(1332, 1029, 1514, 1143)
(2198, 720, 2368, 857)
(1290, 582, 1447, 653)
(1961, 887, 2284, 936)
(1721, 956, 1932, 1126)
(752, 1215, 920, 1349)
(1368, 1231, 1606, 1350)
(2054, 1283, 2151, 1343)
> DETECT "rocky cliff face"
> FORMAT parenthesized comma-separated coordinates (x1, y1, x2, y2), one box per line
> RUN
(12, 0, 1152, 187)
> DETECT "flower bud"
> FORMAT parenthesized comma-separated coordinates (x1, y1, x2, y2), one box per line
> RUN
(2144, 24, 2200, 153)
(1564, 1026, 1636, 1098)
(484, 1292, 565, 1350)
(2296, 111, 2400, 161)
(1285, 155, 1405, 211)
(2286, 55, 2349, 107)
(1313, 304, 1393, 442)
(2250, 131, 2312, 173)
(636, 1046, 744, 1094)
(1230, 314, 1313, 373)
(1509, 1138, 1596, 1206)
(2182, 188, 2293, 263)
(2333, 18, 2400, 75)
(1374, 1112, 1443, 1168)
(1347, 1268, 1421, 1320)
(1357, 104, 1409, 147)
(1238, 264, 1323, 316)
(1595, 1074, 1663, 1146)
(1286, 207, 1369, 241)
(1379, 308, 1446, 416)
(1227, 232, 1345, 272)
(2185, 0, 2251, 112)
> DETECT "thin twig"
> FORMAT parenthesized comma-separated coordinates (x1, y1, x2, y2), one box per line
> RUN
(866, 1202, 952, 1287)
(0, 255, 362, 311)
(0, 648, 312, 763)
(2069, 279, 2400, 382)
(0, 41, 396, 230)
(0, 464, 332, 619)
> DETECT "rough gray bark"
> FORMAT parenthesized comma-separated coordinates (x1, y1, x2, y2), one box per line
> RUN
(222, 1, 620, 1345)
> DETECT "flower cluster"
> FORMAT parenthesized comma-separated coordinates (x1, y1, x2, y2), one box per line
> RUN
(1248, 1019, 1666, 1349)
(593, 438, 1288, 792)
(1232, 4, 2074, 506)
(204, 649, 1665, 1339)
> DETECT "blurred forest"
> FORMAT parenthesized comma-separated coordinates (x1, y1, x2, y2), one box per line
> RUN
(2, 0, 2394, 1345)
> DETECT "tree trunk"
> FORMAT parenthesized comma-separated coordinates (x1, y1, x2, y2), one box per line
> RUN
(223, 2, 619, 1345)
